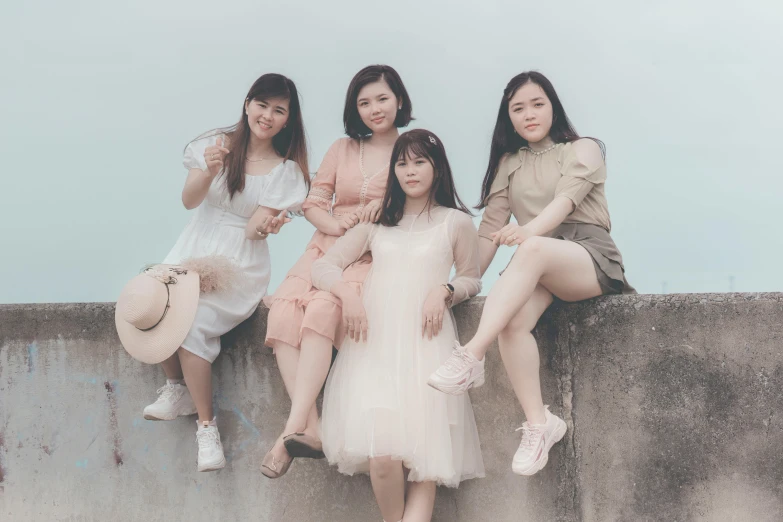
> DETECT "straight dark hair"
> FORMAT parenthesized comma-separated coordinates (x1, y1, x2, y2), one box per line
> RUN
(343, 65, 414, 139)
(188, 73, 310, 199)
(478, 71, 603, 208)
(380, 129, 471, 227)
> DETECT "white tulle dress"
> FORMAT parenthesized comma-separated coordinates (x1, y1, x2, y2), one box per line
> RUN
(163, 134, 308, 363)
(311, 206, 486, 487)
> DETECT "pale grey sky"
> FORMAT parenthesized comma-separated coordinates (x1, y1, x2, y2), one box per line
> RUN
(2, 0, 782, 304)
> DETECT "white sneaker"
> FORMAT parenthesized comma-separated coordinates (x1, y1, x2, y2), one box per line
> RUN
(142, 381, 197, 421)
(427, 341, 485, 395)
(196, 422, 226, 472)
(512, 406, 567, 476)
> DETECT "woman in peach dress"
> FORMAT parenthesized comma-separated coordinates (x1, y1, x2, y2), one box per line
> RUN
(261, 65, 415, 478)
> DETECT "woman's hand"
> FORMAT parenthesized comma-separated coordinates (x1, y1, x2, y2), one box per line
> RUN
(255, 211, 291, 239)
(204, 137, 231, 177)
(266, 211, 291, 235)
(491, 223, 535, 247)
(358, 199, 383, 224)
(422, 286, 450, 340)
(340, 288, 368, 342)
(335, 212, 360, 234)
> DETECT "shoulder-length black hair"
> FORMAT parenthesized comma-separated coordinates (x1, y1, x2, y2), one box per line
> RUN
(188, 73, 310, 199)
(343, 65, 414, 139)
(380, 129, 471, 227)
(478, 71, 603, 208)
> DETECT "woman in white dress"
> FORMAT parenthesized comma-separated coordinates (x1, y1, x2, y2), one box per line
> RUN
(312, 129, 485, 522)
(141, 73, 310, 472)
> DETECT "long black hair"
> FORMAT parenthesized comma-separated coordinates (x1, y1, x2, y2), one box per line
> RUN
(380, 129, 471, 227)
(187, 73, 309, 199)
(478, 71, 603, 208)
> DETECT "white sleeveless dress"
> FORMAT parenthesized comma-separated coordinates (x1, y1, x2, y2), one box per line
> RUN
(163, 134, 308, 362)
(312, 207, 485, 487)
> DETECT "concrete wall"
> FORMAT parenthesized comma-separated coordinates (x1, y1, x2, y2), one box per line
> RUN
(1, 294, 782, 521)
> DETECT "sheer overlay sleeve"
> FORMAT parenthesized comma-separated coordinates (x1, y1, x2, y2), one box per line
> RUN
(448, 211, 482, 306)
(311, 223, 374, 292)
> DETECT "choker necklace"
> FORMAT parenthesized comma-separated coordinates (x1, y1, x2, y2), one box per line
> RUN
(524, 143, 558, 155)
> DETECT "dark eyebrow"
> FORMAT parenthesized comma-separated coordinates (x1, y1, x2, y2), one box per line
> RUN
(530, 97, 544, 102)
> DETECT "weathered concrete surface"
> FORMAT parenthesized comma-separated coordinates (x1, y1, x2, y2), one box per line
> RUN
(0, 294, 781, 521)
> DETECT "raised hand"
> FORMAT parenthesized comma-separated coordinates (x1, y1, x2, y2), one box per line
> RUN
(204, 136, 231, 177)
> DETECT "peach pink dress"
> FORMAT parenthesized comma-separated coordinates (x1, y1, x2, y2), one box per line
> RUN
(264, 137, 388, 350)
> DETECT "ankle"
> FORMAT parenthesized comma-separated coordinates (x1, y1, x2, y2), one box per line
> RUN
(526, 408, 548, 425)
(466, 345, 485, 361)
(283, 422, 306, 435)
(167, 378, 185, 386)
(198, 417, 217, 428)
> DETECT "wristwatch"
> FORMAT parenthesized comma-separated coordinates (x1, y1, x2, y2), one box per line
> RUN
(442, 283, 455, 306)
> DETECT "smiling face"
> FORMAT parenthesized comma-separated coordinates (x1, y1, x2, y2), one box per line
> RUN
(356, 79, 400, 135)
(508, 81, 554, 144)
(394, 150, 435, 199)
(244, 96, 290, 141)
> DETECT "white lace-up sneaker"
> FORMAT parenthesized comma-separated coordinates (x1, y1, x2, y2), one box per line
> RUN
(142, 381, 197, 421)
(427, 341, 485, 395)
(512, 406, 567, 476)
(196, 422, 226, 472)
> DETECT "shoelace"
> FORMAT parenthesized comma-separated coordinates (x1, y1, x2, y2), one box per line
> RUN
(155, 383, 178, 402)
(443, 349, 473, 372)
(515, 423, 544, 450)
(196, 428, 219, 450)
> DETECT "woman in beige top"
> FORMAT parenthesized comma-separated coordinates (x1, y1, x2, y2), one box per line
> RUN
(427, 71, 634, 477)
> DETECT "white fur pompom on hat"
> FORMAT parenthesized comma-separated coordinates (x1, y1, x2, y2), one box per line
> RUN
(179, 255, 240, 294)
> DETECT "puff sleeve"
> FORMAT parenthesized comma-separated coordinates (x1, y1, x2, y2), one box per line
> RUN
(555, 140, 607, 209)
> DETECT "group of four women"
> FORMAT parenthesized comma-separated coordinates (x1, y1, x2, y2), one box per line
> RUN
(141, 65, 633, 522)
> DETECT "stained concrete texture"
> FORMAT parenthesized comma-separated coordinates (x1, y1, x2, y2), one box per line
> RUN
(0, 293, 781, 521)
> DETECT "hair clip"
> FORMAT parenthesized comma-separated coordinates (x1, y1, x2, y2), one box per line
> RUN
(428, 136, 437, 145)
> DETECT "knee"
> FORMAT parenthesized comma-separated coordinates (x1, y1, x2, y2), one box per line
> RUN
(499, 307, 538, 341)
(369, 457, 400, 479)
(519, 236, 545, 256)
(510, 237, 546, 267)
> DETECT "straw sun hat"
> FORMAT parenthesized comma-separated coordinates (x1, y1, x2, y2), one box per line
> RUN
(115, 256, 238, 364)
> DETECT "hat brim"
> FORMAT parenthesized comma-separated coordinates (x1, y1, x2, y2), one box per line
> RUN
(115, 265, 201, 364)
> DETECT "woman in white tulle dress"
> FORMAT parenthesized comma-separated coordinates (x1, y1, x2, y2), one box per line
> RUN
(312, 129, 485, 522)
(141, 73, 310, 472)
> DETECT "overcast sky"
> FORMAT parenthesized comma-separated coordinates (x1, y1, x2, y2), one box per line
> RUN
(2, 0, 781, 304)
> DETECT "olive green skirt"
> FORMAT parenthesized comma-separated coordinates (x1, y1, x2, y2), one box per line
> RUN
(550, 222, 635, 295)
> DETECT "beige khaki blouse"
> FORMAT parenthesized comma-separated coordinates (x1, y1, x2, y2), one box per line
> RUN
(477, 141, 611, 240)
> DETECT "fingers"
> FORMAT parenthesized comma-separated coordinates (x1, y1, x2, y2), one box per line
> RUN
(495, 225, 516, 246)
(370, 205, 382, 223)
(437, 312, 443, 336)
(422, 313, 433, 340)
(360, 317, 368, 342)
(346, 321, 354, 342)
(345, 313, 368, 342)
